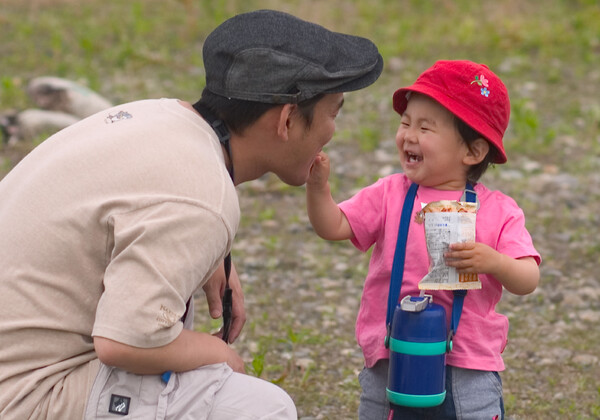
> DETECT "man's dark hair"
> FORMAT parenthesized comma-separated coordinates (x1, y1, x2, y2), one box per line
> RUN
(454, 116, 498, 183)
(195, 89, 325, 135)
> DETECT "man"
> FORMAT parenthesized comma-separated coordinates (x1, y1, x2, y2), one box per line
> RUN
(0, 9, 383, 419)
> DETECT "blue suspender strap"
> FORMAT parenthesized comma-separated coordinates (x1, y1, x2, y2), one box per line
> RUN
(463, 182, 477, 204)
(385, 182, 418, 348)
(385, 182, 477, 351)
(450, 290, 467, 335)
(448, 182, 477, 348)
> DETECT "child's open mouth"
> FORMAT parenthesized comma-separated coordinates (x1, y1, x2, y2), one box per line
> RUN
(406, 152, 423, 163)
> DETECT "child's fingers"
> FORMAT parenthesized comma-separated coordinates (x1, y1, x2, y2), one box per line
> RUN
(315, 151, 329, 166)
(445, 247, 468, 260)
(449, 241, 475, 251)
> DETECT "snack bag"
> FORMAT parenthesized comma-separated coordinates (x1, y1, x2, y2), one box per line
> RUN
(416, 200, 481, 290)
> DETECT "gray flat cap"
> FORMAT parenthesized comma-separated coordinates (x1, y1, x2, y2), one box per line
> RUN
(203, 9, 383, 104)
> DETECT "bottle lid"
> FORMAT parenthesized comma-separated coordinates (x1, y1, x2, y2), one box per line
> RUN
(400, 295, 432, 312)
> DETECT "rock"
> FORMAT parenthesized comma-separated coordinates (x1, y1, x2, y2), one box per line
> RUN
(9, 109, 80, 143)
(26, 76, 112, 119)
(578, 310, 600, 323)
(572, 354, 599, 366)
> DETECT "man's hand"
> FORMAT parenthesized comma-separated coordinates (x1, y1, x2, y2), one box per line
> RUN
(202, 260, 246, 343)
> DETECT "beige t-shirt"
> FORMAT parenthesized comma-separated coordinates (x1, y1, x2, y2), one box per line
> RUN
(0, 99, 239, 419)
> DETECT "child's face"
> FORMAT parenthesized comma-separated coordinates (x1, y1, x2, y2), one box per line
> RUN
(396, 93, 471, 190)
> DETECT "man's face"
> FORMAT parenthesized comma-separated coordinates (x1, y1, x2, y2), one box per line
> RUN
(276, 93, 344, 186)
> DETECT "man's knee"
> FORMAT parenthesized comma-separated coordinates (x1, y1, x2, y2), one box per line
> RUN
(243, 377, 297, 419)
(212, 372, 297, 419)
(267, 384, 297, 419)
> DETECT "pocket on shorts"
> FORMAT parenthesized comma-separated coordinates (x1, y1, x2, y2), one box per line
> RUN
(84, 363, 164, 419)
(487, 371, 503, 395)
(451, 368, 504, 420)
(84, 362, 232, 420)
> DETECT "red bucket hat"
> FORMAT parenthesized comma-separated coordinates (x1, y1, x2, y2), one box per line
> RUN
(393, 60, 510, 164)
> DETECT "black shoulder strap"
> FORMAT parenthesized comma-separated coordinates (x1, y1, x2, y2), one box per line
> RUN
(191, 101, 234, 343)
(192, 102, 234, 181)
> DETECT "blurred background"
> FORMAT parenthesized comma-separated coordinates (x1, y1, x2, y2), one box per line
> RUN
(1, 1, 599, 418)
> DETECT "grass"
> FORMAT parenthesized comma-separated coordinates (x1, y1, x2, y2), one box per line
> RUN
(2, 0, 600, 418)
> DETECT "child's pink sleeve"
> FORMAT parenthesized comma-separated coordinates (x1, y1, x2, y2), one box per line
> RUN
(339, 178, 387, 253)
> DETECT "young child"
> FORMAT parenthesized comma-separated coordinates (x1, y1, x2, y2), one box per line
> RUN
(306, 60, 541, 420)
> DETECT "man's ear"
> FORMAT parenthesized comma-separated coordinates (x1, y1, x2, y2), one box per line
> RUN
(276, 104, 297, 140)
(464, 138, 490, 165)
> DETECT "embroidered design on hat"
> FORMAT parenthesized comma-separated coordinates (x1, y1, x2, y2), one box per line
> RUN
(471, 74, 489, 87)
(471, 74, 490, 97)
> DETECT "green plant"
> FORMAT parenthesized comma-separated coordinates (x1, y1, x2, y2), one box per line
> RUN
(248, 347, 266, 378)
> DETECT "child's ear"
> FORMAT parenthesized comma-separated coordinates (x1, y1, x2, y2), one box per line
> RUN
(464, 138, 490, 165)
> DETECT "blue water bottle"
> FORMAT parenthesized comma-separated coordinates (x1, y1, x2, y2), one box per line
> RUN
(386, 295, 448, 408)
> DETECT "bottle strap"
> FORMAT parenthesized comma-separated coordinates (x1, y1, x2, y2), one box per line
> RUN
(448, 290, 467, 351)
(447, 182, 476, 348)
(385, 182, 477, 351)
(385, 182, 418, 348)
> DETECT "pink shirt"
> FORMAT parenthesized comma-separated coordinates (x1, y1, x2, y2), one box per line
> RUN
(339, 174, 541, 371)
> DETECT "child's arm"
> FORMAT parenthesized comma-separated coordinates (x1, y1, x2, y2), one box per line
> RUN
(306, 152, 354, 241)
(444, 242, 539, 295)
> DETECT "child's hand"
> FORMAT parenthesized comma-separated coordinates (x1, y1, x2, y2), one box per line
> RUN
(306, 151, 330, 189)
(444, 242, 499, 275)
(445, 242, 540, 295)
